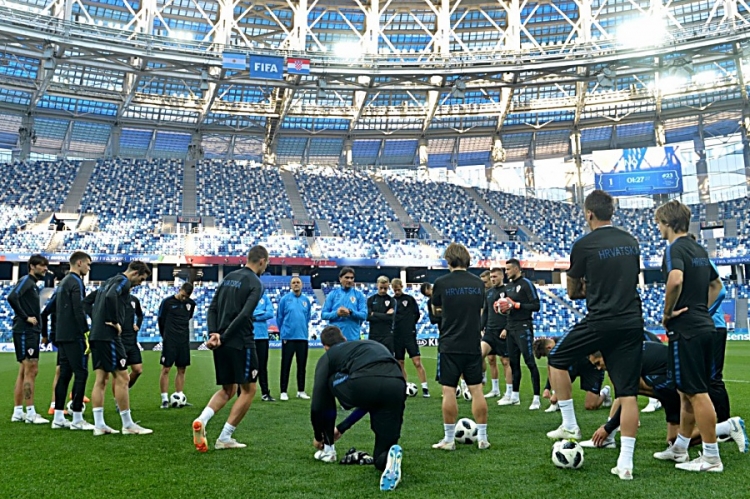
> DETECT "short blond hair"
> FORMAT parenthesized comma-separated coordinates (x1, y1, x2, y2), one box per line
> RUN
(391, 278, 403, 287)
(376, 275, 390, 284)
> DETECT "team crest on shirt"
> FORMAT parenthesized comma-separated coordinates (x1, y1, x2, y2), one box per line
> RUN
(161, 356, 166, 363)
(131, 300, 136, 307)
(402, 300, 408, 307)
(303, 300, 308, 308)
(27, 348, 34, 356)
(120, 359, 127, 367)
(186, 303, 193, 312)
(350, 296, 355, 303)
(516, 285, 521, 293)
(252, 370, 258, 379)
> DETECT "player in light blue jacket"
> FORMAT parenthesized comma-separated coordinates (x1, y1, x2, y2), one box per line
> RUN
(253, 291, 276, 402)
(321, 267, 367, 342)
(276, 277, 313, 401)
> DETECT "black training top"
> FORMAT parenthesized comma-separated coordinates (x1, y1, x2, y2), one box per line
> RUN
(482, 285, 508, 333)
(54, 273, 89, 343)
(121, 294, 144, 343)
(90, 274, 132, 342)
(432, 270, 484, 355)
(207, 267, 264, 349)
(8, 274, 41, 334)
(568, 226, 644, 331)
(158, 295, 196, 344)
(367, 293, 394, 338)
(503, 276, 540, 325)
(392, 293, 420, 336)
(661, 236, 718, 332)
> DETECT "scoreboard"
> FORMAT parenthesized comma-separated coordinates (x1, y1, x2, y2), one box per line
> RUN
(593, 146, 684, 197)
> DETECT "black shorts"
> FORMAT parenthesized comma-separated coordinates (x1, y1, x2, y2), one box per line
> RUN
(437, 352, 483, 387)
(369, 334, 394, 355)
(213, 346, 258, 386)
(57, 340, 89, 372)
(394, 333, 420, 361)
(549, 321, 642, 398)
(91, 339, 128, 373)
(574, 361, 605, 394)
(482, 330, 507, 357)
(161, 341, 190, 368)
(13, 332, 40, 363)
(668, 329, 714, 395)
(645, 374, 681, 424)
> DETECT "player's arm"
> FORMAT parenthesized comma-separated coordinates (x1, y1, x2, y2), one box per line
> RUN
(275, 295, 285, 331)
(707, 261, 723, 312)
(207, 289, 220, 336)
(336, 408, 368, 435)
(523, 281, 541, 312)
(255, 296, 274, 322)
(349, 293, 368, 322)
(221, 280, 262, 342)
(134, 296, 144, 328)
(104, 276, 128, 325)
(70, 282, 89, 336)
(82, 289, 97, 317)
(157, 298, 169, 336)
(431, 282, 443, 317)
(320, 291, 338, 321)
(411, 296, 421, 324)
(7, 278, 32, 321)
(40, 290, 57, 339)
(566, 242, 586, 300)
(481, 295, 489, 330)
(367, 296, 390, 323)
(662, 269, 684, 327)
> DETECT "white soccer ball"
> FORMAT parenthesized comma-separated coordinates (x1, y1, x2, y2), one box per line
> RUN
(170, 392, 187, 408)
(406, 382, 418, 397)
(66, 400, 85, 413)
(455, 418, 478, 444)
(552, 440, 584, 469)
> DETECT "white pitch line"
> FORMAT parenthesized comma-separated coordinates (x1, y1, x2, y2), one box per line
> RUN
(725, 379, 750, 384)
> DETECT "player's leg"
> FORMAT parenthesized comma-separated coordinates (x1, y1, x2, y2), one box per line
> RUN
(367, 378, 406, 491)
(497, 331, 521, 406)
(127, 342, 143, 389)
(52, 345, 74, 428)
(433, 353, 460, 450)
(709, 327, 730, 423)
(546, 322, 599, 439)
(175, 367, 187, 393)
(481, 341, 500, 398)
(216, 347, 259, 449)
(49, 365, 61, 415)
(174, 343, 190, 396)
(194, 345, 239, 449)
(159, 344, 175, 408)
(112, 338, 150, 435)
(20, 332, 42, 422)
(90, 342, 118, 435)
(465, 354, 490, 448)
(129, 363, 143, 388)
(279, 340, 295, 400)
(12, 362, 25, 420)
(407, 337, 428, 396)
(519, 326, 541, 410)
(256, 338, 272, 400)
(68, 338, 93, 429)
(295, 340, 309, 398)
(582, 367, 608, 411)
(584, 391, 604, 411)
(487, 354, 500, 395)
(394, 336, 408, 381)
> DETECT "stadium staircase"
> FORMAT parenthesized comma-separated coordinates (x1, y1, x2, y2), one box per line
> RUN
(518, 225, 542, 243)
(315, 219, 335, 237)
(462, 187, 512, 243)
(539, 287, 585, 319)
(45, 232, 66, 252)
(313, 289, 327, 306)
(77, 213, 97, 232)
(280, 170, 311, 220)
(373, 180, 415, 239)
(421, 222, 444, 240)
(280, 219, 296, 234)
(385, 221, 407, 239)
(34, 211, 53, 224)
(61, 160, 96, 213)
(306, 237, 322, 258)
(182, 163, 197, 216)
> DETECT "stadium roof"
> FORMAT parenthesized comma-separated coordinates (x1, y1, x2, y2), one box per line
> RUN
(0, 0, 748, 165)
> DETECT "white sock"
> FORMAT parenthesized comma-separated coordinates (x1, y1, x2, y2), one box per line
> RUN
(716, 420, 732, 436)
(72, 411, 83, 424)
(93, 407, 105, 428)
(120, 409, 135, 428)
(421, 382, 428, 390)
(702, 442, 720, 460)
(477, 423, 487, 442)
(444, 423, 456, 443)
(506, 384, 513, 395)
(13, 405, 24, 416)
(617, 436, 636, 470)
(601, 386, 611, 398)
(482, 373, 487, 383)
(533, 395, 540, 403)
(198, 407, 215, 426)
(492, 379, 499, 391)
(511, 391, 520, 402)
(26, 406, 36, 417)
(559, 399, 578, 430)
(218, 422, 236, 442)
(161, 393, 168, 402)
(49, 401, 55, 409)
(53, 410, 66, 423)
(648, 397, 659, 406)
(324, 444, 335, 453)
(673, 433, 690, 451)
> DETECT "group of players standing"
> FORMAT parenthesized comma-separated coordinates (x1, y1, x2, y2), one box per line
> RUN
(6, 189, 749, 491)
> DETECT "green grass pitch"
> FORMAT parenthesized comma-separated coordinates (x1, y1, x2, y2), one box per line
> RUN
(1, 344, 749, 499)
